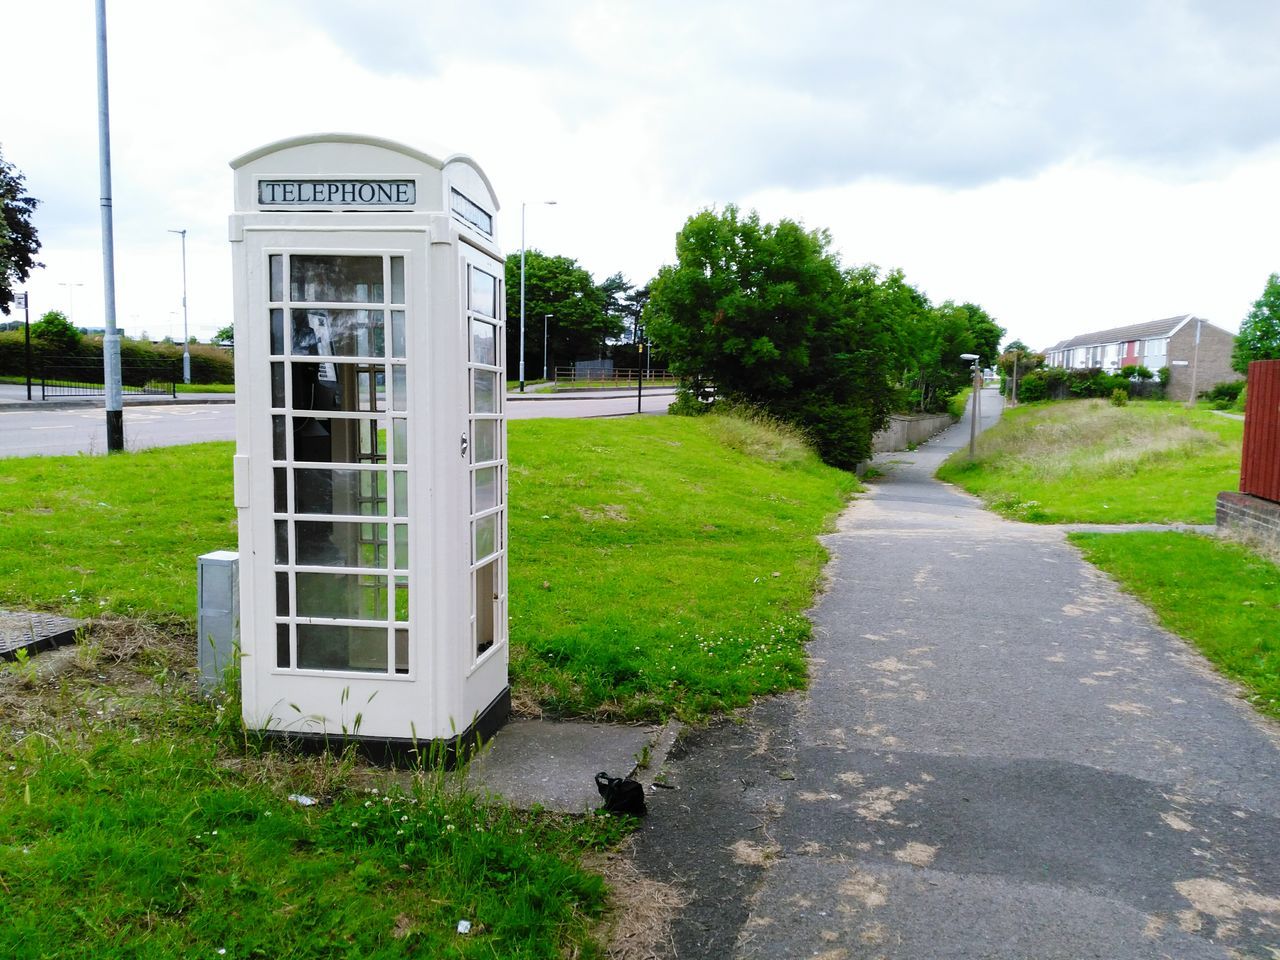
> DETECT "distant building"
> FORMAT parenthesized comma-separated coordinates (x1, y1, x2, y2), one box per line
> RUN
(1042, 315, 1241, 402)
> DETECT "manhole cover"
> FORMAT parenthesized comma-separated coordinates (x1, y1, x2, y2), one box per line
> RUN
(0, 609, 84, 661)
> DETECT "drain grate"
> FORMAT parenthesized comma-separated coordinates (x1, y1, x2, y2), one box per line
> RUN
(0, 609, 84, 661)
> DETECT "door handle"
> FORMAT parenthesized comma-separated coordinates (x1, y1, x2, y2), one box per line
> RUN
(461, 433, 469, 459)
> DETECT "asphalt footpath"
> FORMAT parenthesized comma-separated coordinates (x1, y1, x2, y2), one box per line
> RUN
(632, 388, 1280, 959)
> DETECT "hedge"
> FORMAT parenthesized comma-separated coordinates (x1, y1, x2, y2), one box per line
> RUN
(0, 332, 233, 384)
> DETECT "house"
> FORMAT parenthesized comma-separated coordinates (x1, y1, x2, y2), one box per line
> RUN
(1042, 315, 1241, 402)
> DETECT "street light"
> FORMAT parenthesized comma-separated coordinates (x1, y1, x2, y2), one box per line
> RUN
(960, 353, 981, 458)
(168, 228, 190, 383)
(543, 312, 553, 382)
(58, 281, 85, 322)
(519, 200, 556, 393)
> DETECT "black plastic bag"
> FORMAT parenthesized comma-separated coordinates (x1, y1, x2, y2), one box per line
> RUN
(595, 771, 647, 816)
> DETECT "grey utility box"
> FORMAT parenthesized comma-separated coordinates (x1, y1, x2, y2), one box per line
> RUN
(197, 550, 240, 692)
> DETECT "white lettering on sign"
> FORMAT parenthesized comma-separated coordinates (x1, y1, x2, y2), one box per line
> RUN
(258, 180, 416, 206)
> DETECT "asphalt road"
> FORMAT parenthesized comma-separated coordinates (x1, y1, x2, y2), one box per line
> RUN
(0, 389, 674, 457)
(633, 389, 1280, 959)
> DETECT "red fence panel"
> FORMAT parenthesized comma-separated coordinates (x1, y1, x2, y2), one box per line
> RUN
(1240, 359, 1280, 503)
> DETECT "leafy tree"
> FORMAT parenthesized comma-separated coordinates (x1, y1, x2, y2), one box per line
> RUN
(1232, 273, 1280, 373)
(503, 250, 612, 378)
(30, 310, 81, 353)
(645, 205, 895, 468)
(0, 146, 42, 316)
(213, 324, 235, 345)
(997, 340, 1044, 404)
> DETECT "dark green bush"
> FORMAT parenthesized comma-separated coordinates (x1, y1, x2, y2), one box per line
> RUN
(1205, 380, 1244, 402)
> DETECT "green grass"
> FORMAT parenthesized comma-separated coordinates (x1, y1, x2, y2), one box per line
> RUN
(1071, 532, 1280, 719)
(509, 413, 855, 720)
(176, 382, 235, 393)
(0, 631, 626, 959)
(936, 398, 1242, 523)
(552, 379, 678, 391)
(0, 413, 856, 720)
(0, 444, 238, 623)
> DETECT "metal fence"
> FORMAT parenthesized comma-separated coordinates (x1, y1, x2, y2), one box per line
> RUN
(41, 359, 178, 399)
(553, 366, 673, 384)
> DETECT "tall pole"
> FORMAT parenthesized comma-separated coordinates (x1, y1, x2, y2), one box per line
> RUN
(1187, 317, 1203, 407)
(58, 281, 84, 322)
(543, 312, 552, 382)
(518, 200, 555, 395)
(169, 228, 190, 383)
(18, 292, 31, 400)
(519, 203, 526, 393)
(96, 0, 123, 451)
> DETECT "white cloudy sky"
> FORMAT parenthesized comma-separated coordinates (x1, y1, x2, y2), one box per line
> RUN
(4, 0, 1279, 350)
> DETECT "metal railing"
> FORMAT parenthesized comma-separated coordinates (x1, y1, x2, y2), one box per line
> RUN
(41, 359, 178, 399)
(553, 366, 673, 384)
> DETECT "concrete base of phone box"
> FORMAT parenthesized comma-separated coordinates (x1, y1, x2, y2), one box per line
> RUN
(257, 687, 511, 768)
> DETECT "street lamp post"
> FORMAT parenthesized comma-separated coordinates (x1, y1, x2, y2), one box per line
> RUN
(961, 353, 981, 458)
(57, 281, 85, 322)
(519, 200, 556, 393)
(168, 228, 190, 383)
(543, 313, 553, 382)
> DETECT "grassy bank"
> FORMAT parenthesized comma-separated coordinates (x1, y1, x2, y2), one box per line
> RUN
(508, 413, 856, 720)
(1071, 532, 1280, 720)
(936, 399, 1242, 523)
(0, 412, 856, 719)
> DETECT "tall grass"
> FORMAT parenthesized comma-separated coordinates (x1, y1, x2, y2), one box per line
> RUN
(937, 399, 1242, 523)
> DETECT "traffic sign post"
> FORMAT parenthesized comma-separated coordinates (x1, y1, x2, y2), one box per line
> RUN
(15, 292, 31, 400)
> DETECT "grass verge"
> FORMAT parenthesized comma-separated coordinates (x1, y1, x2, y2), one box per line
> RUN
(937, 398, 1242, 523)
(0, 412, 856, 720)
(0, 623, 628, 959)
(176, 382, 236, 393)
(1071, 532, 1280, 719)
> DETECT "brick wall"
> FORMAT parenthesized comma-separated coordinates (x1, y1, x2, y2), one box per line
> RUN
(1166, 321, 1242, 401)
(1216, 492, 1280, 552)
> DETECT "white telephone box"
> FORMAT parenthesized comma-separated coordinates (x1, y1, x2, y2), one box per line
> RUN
(229, 134, 509, 756)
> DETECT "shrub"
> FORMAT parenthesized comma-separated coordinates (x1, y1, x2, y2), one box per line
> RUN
(30, 311, 82, 353)
(1158, 366, 1171, 385)
(0, 332, 233, 384)
(1233, 384, 1248, 412)
(1206, 381, 1244, 403)
(1110, 388, 1129, 407)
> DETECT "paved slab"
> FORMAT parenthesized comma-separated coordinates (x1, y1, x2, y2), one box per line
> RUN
(633, 389, 1280, 958)
(467, 719, 660, 813)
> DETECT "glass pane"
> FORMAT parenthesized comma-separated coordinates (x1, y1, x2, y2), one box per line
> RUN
(394, 524, 408, 570)
(294, 468, 387, 516)
(275, 572, 289, 617)
(473, 370, 497, 414)
(291, 363, 382, 413)
(274, 519, 288, 564)
(395, 629, 408, 674)
(292, 417, 386, 464)
(469, 267, 497, 318)
(393, 419, 407, 464)
(473, 514, 497, 562)
(394, 576, 408, 622)
(296, 520, 387, 568)
(391, 311, 406, 359)
(271, 362, 285, 407)
(291, 309, 385, 358)
(276, 623, 290, 668)
(290, 255, 384, 303)
(297, 624, 388, 672)
(392, 365, 407, 411)
(471, 419, 497, 463)
(272, 415, 286, 460)
(269, 255, 283, 302)
(390, 257, 404, 304)
(274, 467, 287, 513)
(270, 309, 284, 355)
(393, 472, 408, 517)
(473, 466, 498, 512)
(471, 320, 496, 366)
(475, 561, 495, 656)
(296, 572, 388, 620)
